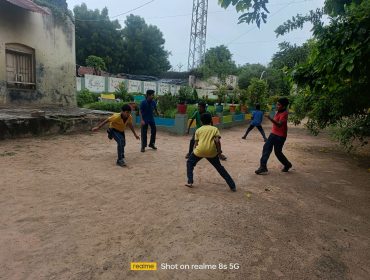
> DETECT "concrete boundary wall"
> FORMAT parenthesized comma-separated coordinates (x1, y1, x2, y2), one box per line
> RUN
(130, 112, 250, 135)
(0, 109, 250, 140)
(77, 75, 181, 95)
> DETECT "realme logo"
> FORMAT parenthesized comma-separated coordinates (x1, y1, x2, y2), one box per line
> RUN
(130, 262, 157, 271)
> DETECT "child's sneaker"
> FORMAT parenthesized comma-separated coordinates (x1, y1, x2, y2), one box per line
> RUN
(149, 144, 157, 150)
(255, 166, 268, 175)
(281, 163, 292, 172)
(116, 160, 126, 167)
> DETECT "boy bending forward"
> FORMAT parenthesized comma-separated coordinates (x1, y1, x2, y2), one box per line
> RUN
(92, 104, 140, 167)
(186, 113, 236, 192)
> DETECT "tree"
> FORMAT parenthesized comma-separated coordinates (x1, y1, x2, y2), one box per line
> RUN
(121, 15, 171, 76)
(266, 41, 311, 96)
(85, 55, 107, 75)
(74, 4, 124, 73)
(218, 0, 269, 27)
(220, 0, 370, 148)
(238, 63, 290, 96)
(237, 63, 266, 89)
(247, 78, 268, 107)
(264, 67, 290, 96)
(291, 0, 370, 149)
(270, 42, 311, 70)
(197, 45, 237, 80)
(34, 0, 72, 22)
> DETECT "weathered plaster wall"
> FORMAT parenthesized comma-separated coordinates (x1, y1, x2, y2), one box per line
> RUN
(0, 1, 76, 107)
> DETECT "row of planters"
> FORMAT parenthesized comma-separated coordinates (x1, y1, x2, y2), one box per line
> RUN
(77, 88, 250, 118)
(76, 85, 293, 119)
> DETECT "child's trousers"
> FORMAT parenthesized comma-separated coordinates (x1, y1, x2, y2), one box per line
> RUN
(186, 153, 235, 189)
(111, 129, 126, 162)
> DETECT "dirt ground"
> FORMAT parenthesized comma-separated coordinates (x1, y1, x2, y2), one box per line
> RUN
(1, 123, 369, 280)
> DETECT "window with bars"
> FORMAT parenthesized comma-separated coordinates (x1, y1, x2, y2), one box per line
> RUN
(6, 44, 36, 90)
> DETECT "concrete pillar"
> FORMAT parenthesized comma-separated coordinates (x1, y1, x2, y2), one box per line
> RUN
(174, 114, 188, 135)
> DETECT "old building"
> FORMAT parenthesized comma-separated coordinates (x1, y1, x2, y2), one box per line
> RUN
(0, 0, 76, 107)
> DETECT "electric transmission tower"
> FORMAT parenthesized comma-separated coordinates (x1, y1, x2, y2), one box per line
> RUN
(187, 0, 208, 71)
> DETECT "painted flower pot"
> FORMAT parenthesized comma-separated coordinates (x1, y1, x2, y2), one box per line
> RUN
(177, 103, 187, 114)
(240, 105, 247, 113)
(229, 105, 236, 113)
(215, 104, 223, 113)
(212, 116, 220, 125)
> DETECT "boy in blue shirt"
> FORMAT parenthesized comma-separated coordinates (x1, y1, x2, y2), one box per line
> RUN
(139, 89, 159, 152)
(242, 103, 267, 142)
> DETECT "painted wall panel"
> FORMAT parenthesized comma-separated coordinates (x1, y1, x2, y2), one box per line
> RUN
(108, 77, 125, 92)
(143, 81, 156, 94)
(85, 74, 105, 93)
(128, 80, 142, 93)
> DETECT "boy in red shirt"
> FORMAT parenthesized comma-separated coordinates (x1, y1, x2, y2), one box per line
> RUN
(255, 98, 292, 174)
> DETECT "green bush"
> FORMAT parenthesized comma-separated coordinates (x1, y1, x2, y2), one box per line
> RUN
(157, 93, 177, 114)
(115, 82, 134, 102)
(86, 101, 128, 112)
(163, 108, 177, 118)
(186, 104, 217, 118)
(178, 85, 193, 104)
(77, 89, 96, 107)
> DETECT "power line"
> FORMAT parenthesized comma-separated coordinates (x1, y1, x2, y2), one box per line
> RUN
(111, 0, 155, 18)
(73, 0, 313, 22)
(74, 0, 155, 22)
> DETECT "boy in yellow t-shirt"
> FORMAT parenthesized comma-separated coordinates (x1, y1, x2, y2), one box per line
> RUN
(186, 113, 236, 192)
(92, 104, 140, 167)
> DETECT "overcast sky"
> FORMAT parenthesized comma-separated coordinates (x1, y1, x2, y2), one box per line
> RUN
(66, 0, 325, 70)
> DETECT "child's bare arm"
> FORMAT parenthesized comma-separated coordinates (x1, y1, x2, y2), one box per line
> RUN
(92, 119, 109, 132)
(187, 119, 195, 134)
(128, 123, 140, 139)
(214, 136, 222, 155)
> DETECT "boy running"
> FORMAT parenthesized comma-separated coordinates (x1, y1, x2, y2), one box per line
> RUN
(92, 104, 140, 167)
(242, 103, 267, 142)
(186, 112, 236, 192)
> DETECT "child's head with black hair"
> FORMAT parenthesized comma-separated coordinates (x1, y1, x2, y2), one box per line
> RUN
(120, 104, 132, 119)
(200, 112, 212, 125)
(121, 104, 132, 112)
(255, 103, 261, 110)
(198, 101, 206, 113)
(146, 90, 155, 101)
(277, 98, 289, 111)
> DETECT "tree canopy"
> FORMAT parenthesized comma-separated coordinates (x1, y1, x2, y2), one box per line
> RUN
(219, 0, 370, 148)
(73, 5, 170, 76)
(270, 42, 311, 70)
(74, 4, 124, 73)
(121, 15, 171, 76)
(237, 63, 266, 89)
(196, 45, 237, 80)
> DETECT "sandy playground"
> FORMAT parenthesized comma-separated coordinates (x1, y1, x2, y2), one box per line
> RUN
(0, 123, 370, 280)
